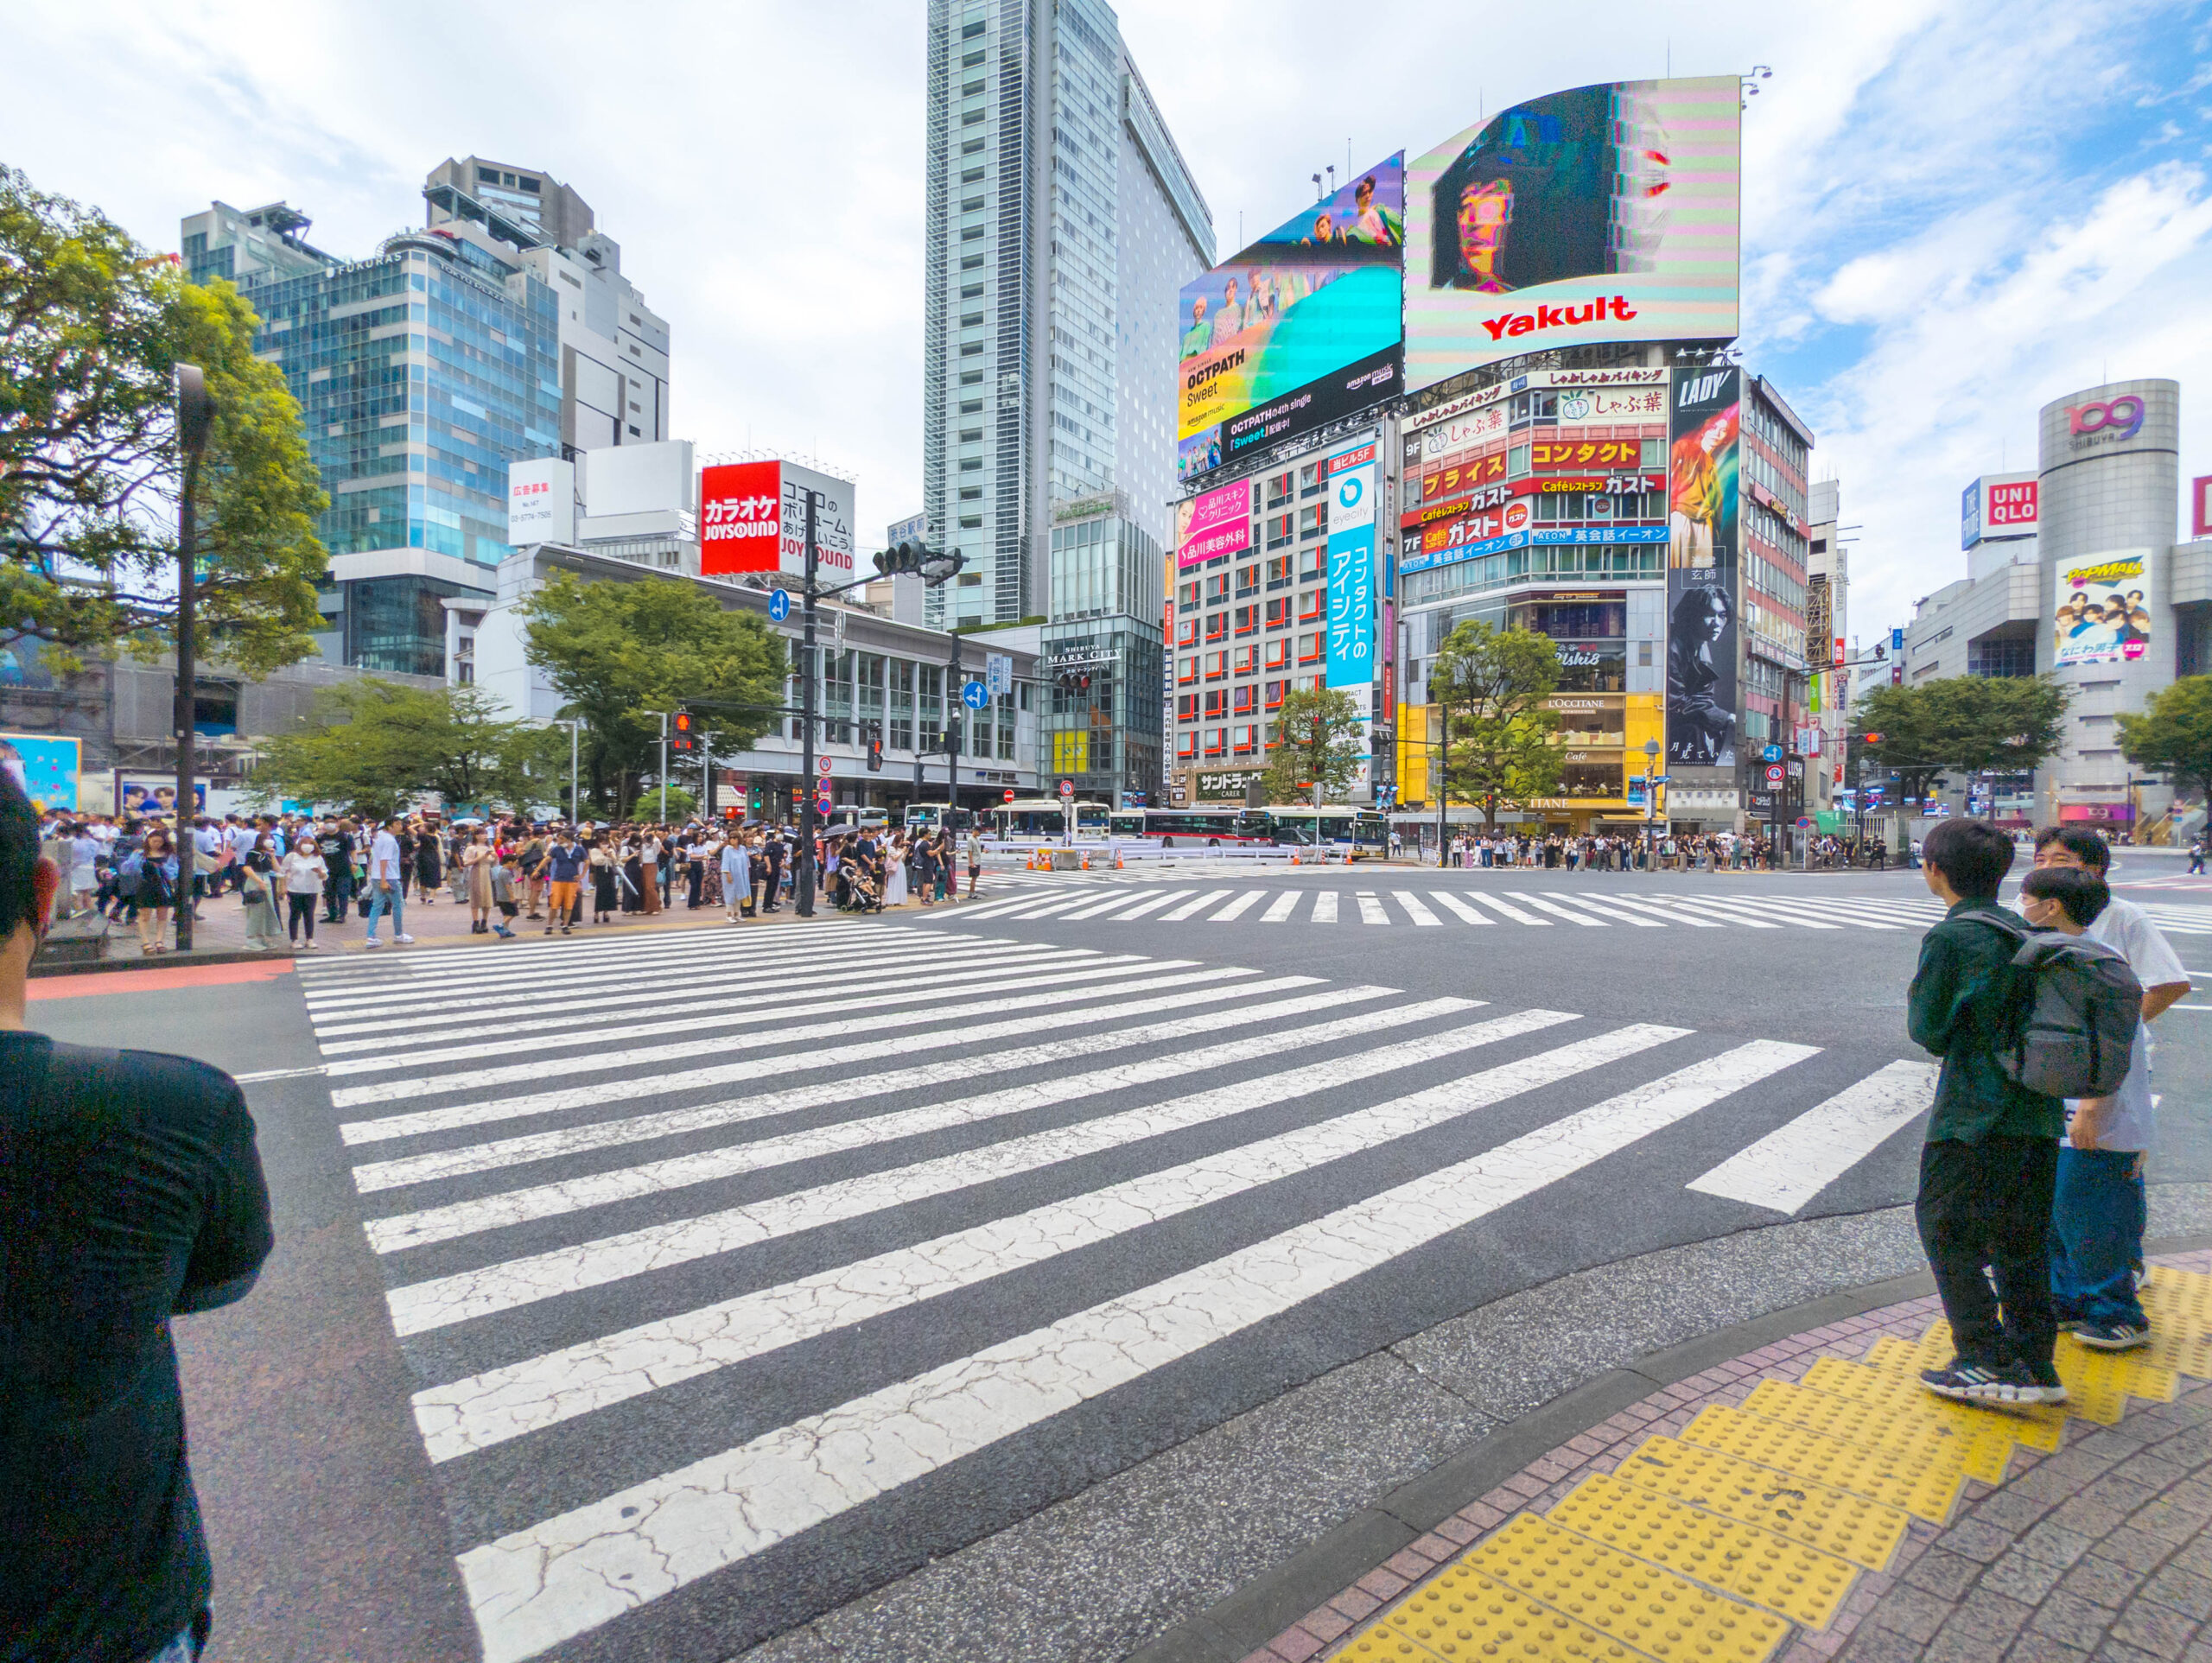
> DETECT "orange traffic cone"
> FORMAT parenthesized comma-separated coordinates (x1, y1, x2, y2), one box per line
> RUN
(1114, 854, 1124, 870)
(1080, 854, 1090, 870)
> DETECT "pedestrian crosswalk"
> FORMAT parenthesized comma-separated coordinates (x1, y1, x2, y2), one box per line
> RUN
(292, 924, 1941, 1661)
(925, 881, 2212, 935)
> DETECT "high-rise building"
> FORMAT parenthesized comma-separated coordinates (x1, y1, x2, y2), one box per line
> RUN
(920, 0, 1213, 632)
(181, 162, 667, 678)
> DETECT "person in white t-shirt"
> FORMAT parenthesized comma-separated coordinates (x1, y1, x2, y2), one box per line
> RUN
(2029, 829, 2193, 1350)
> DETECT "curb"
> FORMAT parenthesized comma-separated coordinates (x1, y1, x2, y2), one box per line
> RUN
(30, 944, 299, 979)
(1134, 1230, 2212, 1663)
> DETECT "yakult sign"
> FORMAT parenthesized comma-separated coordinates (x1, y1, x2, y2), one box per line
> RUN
(699, 459, 857, 578)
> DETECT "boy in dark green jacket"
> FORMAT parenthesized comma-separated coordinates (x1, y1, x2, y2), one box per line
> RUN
(1908, 818, 2069, 1405)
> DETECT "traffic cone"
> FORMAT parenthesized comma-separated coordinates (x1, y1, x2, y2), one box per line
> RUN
(1290, 853, 1300, 866)
(1080, 854, 1090, 870)
(1114, 854, 1124, 870)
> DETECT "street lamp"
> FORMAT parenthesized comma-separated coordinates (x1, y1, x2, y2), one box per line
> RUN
(173, 365, 215, 952)
(1641, 737, 1660, 870)
(551, 719, 582, 825)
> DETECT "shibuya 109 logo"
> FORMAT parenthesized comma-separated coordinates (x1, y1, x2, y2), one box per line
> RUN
(2066, 395, 2146, 447)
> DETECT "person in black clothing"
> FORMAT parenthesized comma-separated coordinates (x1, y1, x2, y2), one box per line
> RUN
(0, 769, 275, 1663)
(759, 828, 785, 913)
(320, 820, 356, 924)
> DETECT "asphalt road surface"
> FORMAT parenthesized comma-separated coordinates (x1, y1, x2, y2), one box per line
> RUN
(29, 858, 2212, 1663)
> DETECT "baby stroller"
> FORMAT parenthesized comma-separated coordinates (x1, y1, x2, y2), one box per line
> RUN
(840, 856, 882, 913)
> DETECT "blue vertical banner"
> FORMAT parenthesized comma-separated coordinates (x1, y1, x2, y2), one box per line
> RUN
(1325, 435, 1378, 691)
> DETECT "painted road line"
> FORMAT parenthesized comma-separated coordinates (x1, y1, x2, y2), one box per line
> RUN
(1516, 895, 1606, 928)
(1427, 892, 1494, 925)
(1600, 895, 1723, 929)
(1159, 889, 1233, 922)
(327, 963, 1235, 1104)
(1312, 892, 1340, 924)
(383, 1007, 1580, 1333)
(335, 971, 1309, 1140)
(1260, 892, 1301, 924)
(1058, 892, 1147, 921)
(1102, 892, 1179, 923)
(362, 991, 1450, 1247)
(1211, 889, 1269, 923)
(311, 944, 1084, 1049)
(1692, 898, 1843, 931)
(1392, 892, 1443, 927)
(323, 956, 1164, 1075)
(349, 984, 1379, 1190)
(1469, 892, 1552, 927)
(1686, 1058, 1939, 1216)
(1356, 893, 1391, 925)
(1633, 895, 1780, 930)
(451, 1036, 1814, 1663)
(1539, 892, 1667, 928)
(413, 1014, 1673, 1460)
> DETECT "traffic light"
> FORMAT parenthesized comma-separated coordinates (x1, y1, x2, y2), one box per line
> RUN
(671, 708, 696, 753)
(867, 733, 884, 771)
(872, 540, 969, 587)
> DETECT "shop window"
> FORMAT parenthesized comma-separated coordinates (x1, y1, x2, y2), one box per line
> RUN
(1178, 580, 1200, 609)
(1297, 632, 1323, 664)
(1236, 563, 1260, 597)
(1299, 461, 1324, 498)
(1298, 547, 1325, 582)
(1204, 689, 1227, 718)
(1231, 644, 1256, 674)
(1298, 504, 1327, 541)
(1232, 685, 1256, 715)
(1177, 731, 1197, 759)
(1176, 617, 1198, 647)
(1265, 513, 1294, 550)
(1266, 598, 1291, 630)
(1176, 694, 1198, 722)
(1298, 588, 1325, 623)
(1265, 470, 1294, 509)
(1264, 638, 1290, 670)
(1205, 573, 1230, 603)
(1203, 727, 1227, 758)
(1232, 725, 1259, 756)
(1204, 650, 1228, 680)
(1263, 679, 1285, 708)
(1234, 603, 1258, 635)
(1178, 655, 1198, 684)
(1266, 555, 1292, 589)
(1205, 612, 1228, 641)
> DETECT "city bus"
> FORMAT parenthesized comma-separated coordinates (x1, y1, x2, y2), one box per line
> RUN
(1257, 806, 1390, 857)
(902, 804, 976, 833)
(990, 797, 1110, 840)
(1127, 809, 1276, 847)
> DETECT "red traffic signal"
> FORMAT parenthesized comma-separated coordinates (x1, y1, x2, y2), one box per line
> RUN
(671, 708, 696, 753)
(1861, 732, 1884, 744)
(866, 736, 884, 771)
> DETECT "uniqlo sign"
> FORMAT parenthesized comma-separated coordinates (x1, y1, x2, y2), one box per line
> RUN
(1986, 479, 2038, 529)
(699, 461, 783, 574)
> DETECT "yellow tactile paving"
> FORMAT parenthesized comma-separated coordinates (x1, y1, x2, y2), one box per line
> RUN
(1880, 1323, 2177, 1425)
(1738, 1377, 2016, 1485)
(1545, 1470, 1859, 1629)
(1610, 1435, 1910, 1571)
(1459, 1514, 1790, 1662)
(1798, 1355, 2065, 1452)
(1337, 1565, 1643, 1660)
(2130, 1266, 2212, 1380)
(1677, 1404, 1965, 1522)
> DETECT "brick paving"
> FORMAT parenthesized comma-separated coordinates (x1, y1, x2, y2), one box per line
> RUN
(1243, 1249, 2212, 1663)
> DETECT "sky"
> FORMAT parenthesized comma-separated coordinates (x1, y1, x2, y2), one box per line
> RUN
(6, 0, 2210, 643)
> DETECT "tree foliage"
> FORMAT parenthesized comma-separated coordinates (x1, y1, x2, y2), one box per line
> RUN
(1262, 684, 1368, 806)
(2119, 676, 2212, 809)
(520, 571, 788, 816)
(1851, 676, 2069, 809)
(1428, 620, 1563, 831)
(1, 165, 327, 671)
(250, 678, 559, 822)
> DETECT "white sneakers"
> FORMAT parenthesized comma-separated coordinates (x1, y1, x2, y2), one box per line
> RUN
(395, 933, 415, 943)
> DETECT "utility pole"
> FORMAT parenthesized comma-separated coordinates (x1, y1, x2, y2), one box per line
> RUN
(658, 711, 670, 822)
(172, 365, 214, 952)
(798, 490, 821, 917)
(1433, 701, 1448, 868)
(945, 630, 963, 818)
(553, 718, 581, 826)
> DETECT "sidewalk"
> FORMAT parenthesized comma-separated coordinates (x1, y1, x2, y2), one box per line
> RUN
(1245, 1249, 2212, 1663)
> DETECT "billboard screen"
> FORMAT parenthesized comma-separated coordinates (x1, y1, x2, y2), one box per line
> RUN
(2054, 550, 2152, 668)
(1403, 77, 1741, 393)
(1176, 478, 1253, 568)
(1323, 435, 1378, 692)
(1177, 153, 1405, 483)
(699, 460, 857, 579)
(1663, 365, 1741, 769)
(0, 733, 79, 813)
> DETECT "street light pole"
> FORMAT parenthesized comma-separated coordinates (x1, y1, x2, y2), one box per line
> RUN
(945, 630, 963, 817)
(172, 365, 214, 952)
(1643, 737, 1660, 871)
(798, 490, 821, 917)
(552, 718, 581, 826)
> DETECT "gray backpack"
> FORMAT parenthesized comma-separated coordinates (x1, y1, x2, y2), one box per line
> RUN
(1976, 915, 2144, 1098)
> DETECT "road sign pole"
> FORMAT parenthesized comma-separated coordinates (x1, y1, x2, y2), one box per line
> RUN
(798, 491, 818, 918)
(945, 632, 962, 818)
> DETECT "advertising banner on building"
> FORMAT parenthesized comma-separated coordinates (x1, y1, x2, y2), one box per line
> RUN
(1177, 153, 1406, 484)
(1961, 472, 2039, 549)
(506, 457, 575, 545)
(1175, 478, 1253, 568)
(1324, 435, 1378, 691)
(0, 733, 79, 812)
(1402, 78, 1741, 394)
(1664, 365, 1740, 768)
(700, 459, 857, 579)
(2054, 549, 2152, 668)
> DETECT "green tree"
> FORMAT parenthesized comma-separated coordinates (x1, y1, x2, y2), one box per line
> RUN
(250, 679, 550, 821)
(1262, 684, 1368, 807)
(1, 165, 327, 670)
(519, 571, 788, 816)
(1851, 675, 2069, 814)
(2119, 676, 2212, 812)
(1427, 620, 1563, 835)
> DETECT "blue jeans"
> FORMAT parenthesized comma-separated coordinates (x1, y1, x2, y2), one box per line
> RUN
(365, 879, 404, 941)
(2050, 1146, 2147, 1327)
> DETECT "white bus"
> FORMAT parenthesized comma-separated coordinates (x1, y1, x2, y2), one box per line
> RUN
(991, 797, 1110, 840)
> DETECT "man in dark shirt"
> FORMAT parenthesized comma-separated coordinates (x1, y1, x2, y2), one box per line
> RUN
(0, 771, 276, 1662)
(1907, 817, 2067, 1406)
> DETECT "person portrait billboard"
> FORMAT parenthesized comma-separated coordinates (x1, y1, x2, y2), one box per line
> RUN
(0, 734, 80, 813)
(1664, 365, 1740, 768)
(2053, 551, 2152, 668)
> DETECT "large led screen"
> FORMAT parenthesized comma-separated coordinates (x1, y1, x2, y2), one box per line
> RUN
(1178, 154, 1405, 484)
(1664, 365, 1740, 770)
(1403, 78, 1740, 393)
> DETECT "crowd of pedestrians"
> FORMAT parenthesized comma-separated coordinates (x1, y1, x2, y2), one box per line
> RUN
(29, 807, 995, 953)
(1422, 829, 1787, 871)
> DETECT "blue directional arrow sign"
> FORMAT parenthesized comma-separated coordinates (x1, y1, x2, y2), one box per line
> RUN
(961, 680, 990, 710)
(1762, 744, 1784, 763)
(767, 588, 791, 623)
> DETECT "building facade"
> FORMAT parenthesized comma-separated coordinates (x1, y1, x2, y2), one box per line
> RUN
(1045, 495, 1162, 803)
(919, 0, 1212, 630)
(181, 161, 667, 681)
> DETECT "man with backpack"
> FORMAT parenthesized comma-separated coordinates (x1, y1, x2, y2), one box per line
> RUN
(1907, 819, 2075, 1406)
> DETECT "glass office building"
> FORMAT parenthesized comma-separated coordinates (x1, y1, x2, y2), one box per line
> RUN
(921, 0, 1213, 630)
(1045, 504, 1164, 803)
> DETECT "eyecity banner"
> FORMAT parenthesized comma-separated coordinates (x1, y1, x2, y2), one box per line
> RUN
(2053, 550, 2152, 668)
(1663, 364, 1740, 769)
(1402, 77, 1741, 393)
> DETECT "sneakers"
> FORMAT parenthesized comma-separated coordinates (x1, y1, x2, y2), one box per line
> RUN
(364, 938, 382, 949)
(1919, 1357, 2069, 1406)
(2074, 1321, 2151, 1352)
(395, 933, 414, 943)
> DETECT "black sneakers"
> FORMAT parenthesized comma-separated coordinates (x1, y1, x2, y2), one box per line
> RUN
(2074, 1322, 2151, 1352)
(1919, 1357, 2069, 1406)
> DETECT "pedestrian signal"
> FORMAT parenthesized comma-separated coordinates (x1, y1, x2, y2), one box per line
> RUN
(671, 708, 696, 753)
(867, 735, 884, 771)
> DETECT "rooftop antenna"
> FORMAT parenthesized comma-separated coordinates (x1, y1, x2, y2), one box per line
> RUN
(1312, 171, 1323, 203)
(1325, 165, 1337, 198)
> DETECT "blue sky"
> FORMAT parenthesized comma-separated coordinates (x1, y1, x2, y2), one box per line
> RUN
(6, 0, 2209, 642)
